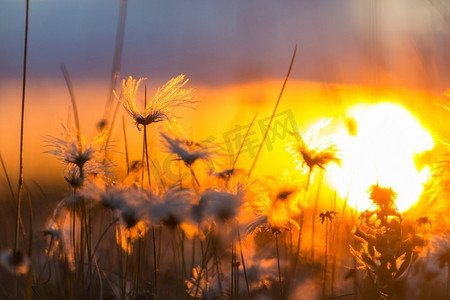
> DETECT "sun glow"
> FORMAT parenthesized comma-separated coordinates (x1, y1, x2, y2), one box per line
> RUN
(328, 102, 434, 212)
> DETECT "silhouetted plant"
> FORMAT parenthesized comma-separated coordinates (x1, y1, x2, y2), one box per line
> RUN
(350, 184, 425, 299)
(319, 210, 338, 297)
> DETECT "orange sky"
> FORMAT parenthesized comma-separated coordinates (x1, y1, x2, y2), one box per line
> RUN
(1, 78, 448, 198)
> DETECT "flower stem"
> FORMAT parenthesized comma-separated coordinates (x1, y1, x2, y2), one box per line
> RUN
(291, 167, 312, 280)
(447, 263, 449, 300)
(93, 217, 119, 256)
(152, 227, 158, 295)
(275, 233, 283, 299)
(311, 170, 323, 263)
(231, 113, 258, 171)
(237, 226, 250, 300)
(122, 237, 130, 299)
(323, 219, 329, 297)
(26, 192, 33, 300)
(143, 124, 151, 188)
(122, 115, 130, 175)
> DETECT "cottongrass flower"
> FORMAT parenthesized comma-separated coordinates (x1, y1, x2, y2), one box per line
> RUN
(318, 211, 338, 224)
(247, 185, 299, 235)
(361, 184, 402, 225)
(99, 185, 128, 211)
(149, 187, 195, 228)
(319, 210, 338, 296)
(161, 131, 214, 168)
(64, 166, 85, 189)
(416, 216, 432, 229)
(196, 186, 245, 223)
(116, 222, 148, 255)
(368, 184, 397, 210)
(111, 187, 152, 253)
(63, 175, 107, 207)
(45, 125, 111, 179)
(265, 177, 303, 216)
(44, 220, 64, 259)
(116, 75, 194, 128)
(116, 188, 151, 229)
(44, 206, 76, 271)
(287, 119, 341, 264)
(245, 183, 294, 298)
(212, 168, 245, 182)
(0, 249, 30, 275)
(286, 118, 341, 172)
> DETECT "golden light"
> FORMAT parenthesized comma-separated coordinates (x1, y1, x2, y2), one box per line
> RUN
(328, 102, 434, 212)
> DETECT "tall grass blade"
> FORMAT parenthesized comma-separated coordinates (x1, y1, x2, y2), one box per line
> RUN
(0, 153, 17, 203)
(248, 45, 297, 178)
(60, 64, 83, 154)
(232, 113, 258, 171)
(103, 0, 128, 124)
(15, 0, 30, 254)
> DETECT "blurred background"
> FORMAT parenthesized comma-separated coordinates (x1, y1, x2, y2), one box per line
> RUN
(1, 0, 450, 196)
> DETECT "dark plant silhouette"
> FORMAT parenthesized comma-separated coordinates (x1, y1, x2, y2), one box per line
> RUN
(350, 184, 425, 299)
(319, 210, 338, 296)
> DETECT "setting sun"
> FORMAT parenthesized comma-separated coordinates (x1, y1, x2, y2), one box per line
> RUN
(4, 0, 450, 298)
(328, 102, 434, 212)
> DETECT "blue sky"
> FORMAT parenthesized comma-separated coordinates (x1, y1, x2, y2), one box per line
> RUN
(1, 0, 449, 90)
(1, 0, 450, 190)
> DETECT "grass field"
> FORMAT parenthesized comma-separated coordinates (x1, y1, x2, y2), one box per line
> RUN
(2, 1, 450, 299)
